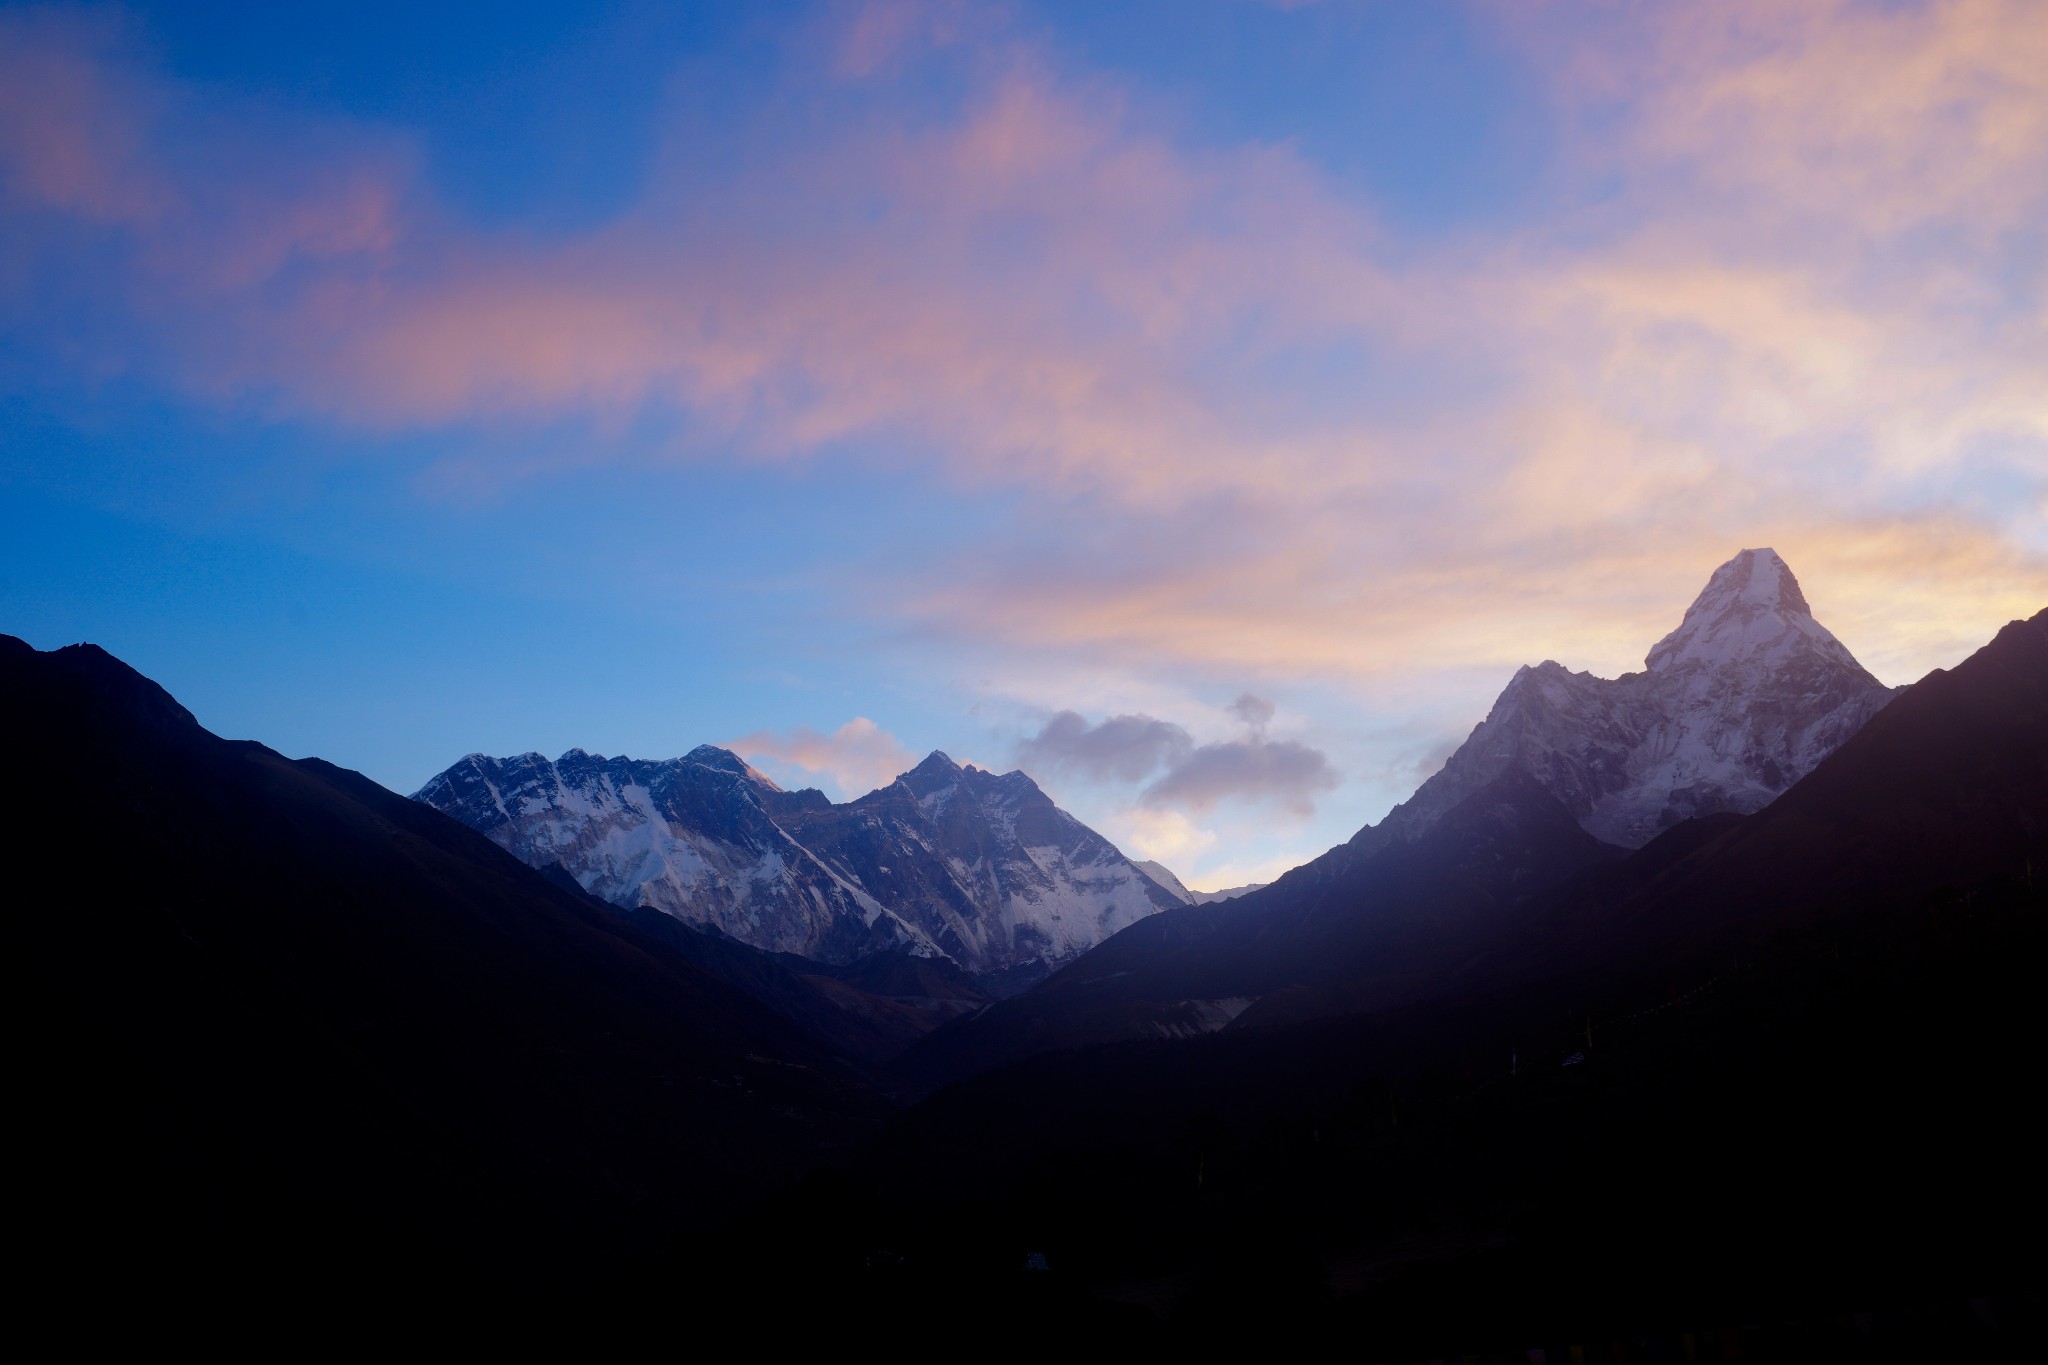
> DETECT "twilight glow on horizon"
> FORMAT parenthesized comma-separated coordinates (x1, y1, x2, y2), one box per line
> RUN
(2, 0, 2043, 889)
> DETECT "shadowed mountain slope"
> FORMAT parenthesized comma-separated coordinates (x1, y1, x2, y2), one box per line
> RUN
(895, 553, 1926, 1085)
(899, 769, 1623, 1082)
(1514, 605, 2047, 967)
(5, 634, 890, 1304)
(886, 607, 2045, 1153)
(1244, 604, 2048, 1028)
(821, 610, 2045, 1350)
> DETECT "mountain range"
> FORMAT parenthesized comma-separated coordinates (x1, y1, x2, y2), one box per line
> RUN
(10, 550, 2041, 1346)
(4, 632, 891, 1306)
(421, 548, 1886, 1006)
(900, 548, 1922, 1077)
(856, 601, 2043, 1349)
(416, 744, 1185, 980)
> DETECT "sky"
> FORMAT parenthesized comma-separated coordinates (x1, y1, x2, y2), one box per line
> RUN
(2, 0, 2043, 890)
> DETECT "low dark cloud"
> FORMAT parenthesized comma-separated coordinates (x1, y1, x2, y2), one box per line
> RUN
(1016, 711, 1194, 784)
(1021, 700, 1340, 817)
(1142, 738, 1339, 817)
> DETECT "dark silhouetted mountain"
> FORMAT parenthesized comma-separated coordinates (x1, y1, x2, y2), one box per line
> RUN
(1518, 603, 2048, 967)
(5, 634, 889, 1306)
(896, 550, 1913, 1084)
(898, 766, 1623, 1082)
(417, 746, 1182, 975)
(823, 609, 2044, 1351)
(525, 859, 985, 1067)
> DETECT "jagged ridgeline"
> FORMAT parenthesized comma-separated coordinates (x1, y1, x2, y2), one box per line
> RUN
(897, 548, 1918, 1079)
(417, 548, 1899, 983)
(415, 747, 1187, 975)
(1358, 546, 1901, 852)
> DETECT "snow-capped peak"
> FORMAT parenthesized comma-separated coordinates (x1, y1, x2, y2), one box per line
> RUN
(1355, 547, 1900, 852)
(684, 744, 782, 789)
(897, 750, 966, 801)
(1644, 547, 1861, 676)
(414, 740, 1183, 974)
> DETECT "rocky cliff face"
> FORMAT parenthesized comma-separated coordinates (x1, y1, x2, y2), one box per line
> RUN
(414, 747, 1182, 974)
(1360, 548, 1902, 851)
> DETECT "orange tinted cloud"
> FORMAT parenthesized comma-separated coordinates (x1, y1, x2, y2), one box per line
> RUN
(730, 717, 922, 798)
(1522, 0, 2048, 239)
(1, 2, 2041, 698)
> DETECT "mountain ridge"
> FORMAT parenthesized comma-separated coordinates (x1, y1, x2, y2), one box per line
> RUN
(1356, 547, 1900, 852)
(417, 743, 1183, 976)
(896, 549, 1917, 1081)
(3, 632, 892, 1298)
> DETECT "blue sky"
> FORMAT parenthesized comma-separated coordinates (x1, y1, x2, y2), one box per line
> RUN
(4, 0, 2043, 887)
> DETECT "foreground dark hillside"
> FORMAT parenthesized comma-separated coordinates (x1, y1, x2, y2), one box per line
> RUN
(898, 766, 1624, 1082)
(7, 608, 2039, 1353)
(673, 875, 2037, 1354)
(665, 609, 2047, 1354)
(5, 635, 889, 1314)
(903, 609, 2046, 1083)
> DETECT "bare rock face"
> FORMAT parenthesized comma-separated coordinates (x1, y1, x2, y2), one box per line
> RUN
(414, 746, 1181, 974)
(1359, 548, 1902, 852)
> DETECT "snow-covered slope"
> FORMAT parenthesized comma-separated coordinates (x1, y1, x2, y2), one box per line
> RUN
(414, 746, 933, 961)
(1358, 548, 1902, 852)
(415, 747, 1181, 974)
(1132, 861, 1268, 905)
(1187, 881, 1269, 905)
(786, 753, 1182, 972)
(1131, 860, 1195, 904)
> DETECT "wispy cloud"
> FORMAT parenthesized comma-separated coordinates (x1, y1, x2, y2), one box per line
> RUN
(1, 0, 2041, 698)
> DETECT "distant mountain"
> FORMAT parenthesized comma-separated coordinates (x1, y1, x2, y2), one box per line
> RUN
(1131, 859, 1194, 901)
(899, 550, 1911, 1082)
(1191, 881, 1268, 904)
(846, 612, 2045, 1350)
(1239, 606, 2048, 1030)
(901, 602, 2046, 1100)
(2, 634, 890, 1301)
(1362, 547, 1900, 851)
(417, 748, 1182, 976)
(1133, 860, 1268, 905)
(900, 767, 1620, 1080)
(1530, 604, 2048, 961)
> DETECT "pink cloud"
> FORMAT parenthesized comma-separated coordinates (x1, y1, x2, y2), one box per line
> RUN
(730, 717, 921, 798)
(1, 1, 2041, 695)
(0, 8, 175, 227)
(4, 11, 1406, 504)
(830, 0, 988, 80)
(1515, 0, 2048, 240)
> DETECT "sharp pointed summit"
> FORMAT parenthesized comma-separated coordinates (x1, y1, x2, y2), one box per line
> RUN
(1646, 547, 1864, 676)
(1357, 549, 1903, 850)
(897, 750, 964, 797)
